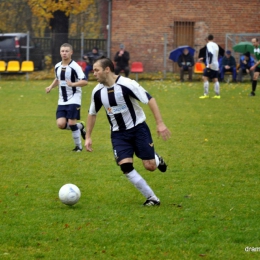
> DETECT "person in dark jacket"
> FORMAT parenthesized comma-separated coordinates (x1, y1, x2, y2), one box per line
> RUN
(220, 50, 237, 82)
(177, 48, 194, 82)
(114, 44, 130, 77)
(237, 52, 255, 82)
(83, 47, 103, 80)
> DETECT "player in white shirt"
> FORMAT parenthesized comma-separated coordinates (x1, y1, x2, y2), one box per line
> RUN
(199, 34, 221, 99)
(45, 43, 88, 151)
(85, 57, 171, 206)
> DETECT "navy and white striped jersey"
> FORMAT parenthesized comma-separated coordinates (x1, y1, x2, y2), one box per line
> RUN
(206, 41, 219, 71)
(89, 76, 152, 131)
(55, 60, 86, 105)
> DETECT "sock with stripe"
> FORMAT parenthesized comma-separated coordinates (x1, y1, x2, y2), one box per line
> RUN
(214, 81, 220, 95)
(203, 81, 209, 95)
(125, 169, 158, 199)
(69, 124, 82, 149)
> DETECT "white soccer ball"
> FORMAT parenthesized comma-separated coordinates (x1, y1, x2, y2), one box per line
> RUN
(58, 183, 81, 205)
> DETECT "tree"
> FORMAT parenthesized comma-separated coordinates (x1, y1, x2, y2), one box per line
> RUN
(0, 0, 35, 34)
(27, 0, 95, 64)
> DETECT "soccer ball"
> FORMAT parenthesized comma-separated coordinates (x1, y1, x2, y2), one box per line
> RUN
(58, 183, 81, 205)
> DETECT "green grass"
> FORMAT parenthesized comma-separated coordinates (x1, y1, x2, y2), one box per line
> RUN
(1, 78, 260, 259)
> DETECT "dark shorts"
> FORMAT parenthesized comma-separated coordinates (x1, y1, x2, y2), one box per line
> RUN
(255, 66, 260, 73)
(56, 104, 81, 120)
(203, 68, 219, 79)
(111, 122, 155, 164)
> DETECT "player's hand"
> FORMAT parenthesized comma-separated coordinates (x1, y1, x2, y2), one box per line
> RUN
(66, 79, 74, 87)
(250, 65, 256, 71)
(157, 123, 171, 141)
(198, 58, 204, 62)
(45, 86, 51, 93)
(85, 138, 93, 152)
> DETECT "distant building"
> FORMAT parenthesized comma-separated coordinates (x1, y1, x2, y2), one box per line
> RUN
(106, 0, 259, 72)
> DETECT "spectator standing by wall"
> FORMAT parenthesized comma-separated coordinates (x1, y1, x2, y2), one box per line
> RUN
(114, 44, 130, 77)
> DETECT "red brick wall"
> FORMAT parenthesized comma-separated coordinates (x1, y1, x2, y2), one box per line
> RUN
(111, 0, 260, 72)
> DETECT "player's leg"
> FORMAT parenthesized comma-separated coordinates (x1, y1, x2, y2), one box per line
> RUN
(112, 129, 160, 206)
(212, 70, 220, 98)
(56, 105, 69, 129)
(212, 78, 220, 98)
(56, 116, 84, 136)
(199, 68, 209, 98)
(119, 159, 160, 206)
(250, 69, 260, 96)
(68, 119, 82, 151)
(56, 117, 67, 129)
(133, 123, 167, 173)
(249, 69, 254, 82)
(68, 104, 82, 151)
(76, 121, 86, 140)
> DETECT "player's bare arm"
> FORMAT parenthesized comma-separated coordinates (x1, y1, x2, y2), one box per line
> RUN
(85, 114, 97, 152)
(148, 97, 171, 140)
(45, 78, 59, 93)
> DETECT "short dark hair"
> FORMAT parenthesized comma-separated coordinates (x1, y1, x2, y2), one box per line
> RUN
(94, 57, 115, 72)
(60, 43, 73, 50)
(207, 34, 214, 41)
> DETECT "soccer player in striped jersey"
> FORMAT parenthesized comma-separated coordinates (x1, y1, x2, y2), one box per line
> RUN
(199, 34, 221, 99)
(45, 43, 88, 151)
(249, 38, 260, 96)
(84, 57, 171, 206)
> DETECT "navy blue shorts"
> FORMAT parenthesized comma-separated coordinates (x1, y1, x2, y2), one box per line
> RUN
(111, 122, 155, 164)
(255, 66, 260, 73)
(203, 68, 219, 79)
(56, 104, 81, 120)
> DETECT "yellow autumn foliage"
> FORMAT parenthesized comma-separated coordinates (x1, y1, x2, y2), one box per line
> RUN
(0, 0, 102, 38)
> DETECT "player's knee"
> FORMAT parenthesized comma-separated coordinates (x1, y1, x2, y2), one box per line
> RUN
(144, 161, 157, 171)
(120, 163, 134, 174)
(57, 122, 66, 129)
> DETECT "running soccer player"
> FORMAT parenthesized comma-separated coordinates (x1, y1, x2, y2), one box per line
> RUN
(199, 34, 221, 99)
(84, 57, 171, 206)
(45, 43, 88, 152)
(249, 38, 260, 96)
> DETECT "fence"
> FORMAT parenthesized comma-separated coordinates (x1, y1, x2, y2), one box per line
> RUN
(225, 33, 260, 60)
(32, 36, 107, 60)
(225, 33, 260, 51)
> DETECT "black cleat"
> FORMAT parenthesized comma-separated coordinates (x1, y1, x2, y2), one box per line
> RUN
(80, 121, 86, 140)
(72, 146, 82, 152)
(143, 197, 160, 206)
(156, 153, 167, 172)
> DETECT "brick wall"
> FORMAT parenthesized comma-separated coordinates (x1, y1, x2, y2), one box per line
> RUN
(111, 0, 260, 72)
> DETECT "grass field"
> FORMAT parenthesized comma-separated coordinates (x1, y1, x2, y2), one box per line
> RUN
(1, 77, 260, 260)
